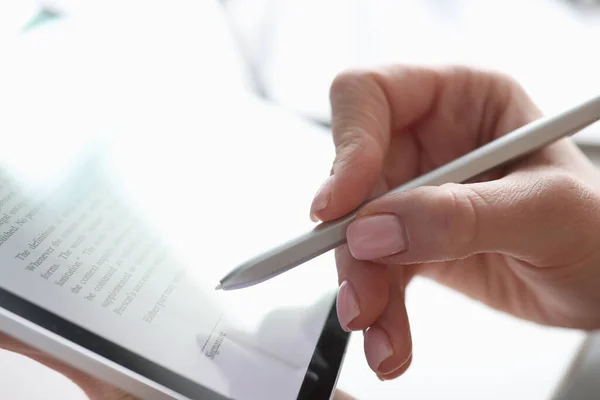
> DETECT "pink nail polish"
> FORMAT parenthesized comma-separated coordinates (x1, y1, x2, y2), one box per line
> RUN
(364, 327, 394, 372)
(310, 175, 334, 221)
(380, 351, 412, 376)
(346, 214, 407, 260)
(336, 281, 360, 331)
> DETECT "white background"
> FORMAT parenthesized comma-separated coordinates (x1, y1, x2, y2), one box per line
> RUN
(1, 1, 599, 399)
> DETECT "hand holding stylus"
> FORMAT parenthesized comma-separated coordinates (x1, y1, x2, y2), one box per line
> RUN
(310, 65, 600, 381)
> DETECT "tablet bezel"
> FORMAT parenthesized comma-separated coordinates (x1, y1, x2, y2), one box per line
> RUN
(0, 286, 350, 400)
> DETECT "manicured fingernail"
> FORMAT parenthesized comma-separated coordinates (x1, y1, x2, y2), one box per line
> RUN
(365, 327, 393, 372)
(346, 214, 408, 260)
(310, 175, 334, 222)
(336, 281, 360, 331)
(378, 351, 412, 378)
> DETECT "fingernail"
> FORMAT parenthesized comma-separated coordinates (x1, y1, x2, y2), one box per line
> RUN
(378, 351, 412, 378)
(346, 214, 408, 260)
(365, 327, 393, 372)
(310, 175, 334, 222)
(336, 281, 360, 331)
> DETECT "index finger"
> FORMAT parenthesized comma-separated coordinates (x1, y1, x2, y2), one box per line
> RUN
(310, 65, 440, 222)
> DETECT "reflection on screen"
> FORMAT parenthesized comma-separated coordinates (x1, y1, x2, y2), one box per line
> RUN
(0, 133, 339, 400)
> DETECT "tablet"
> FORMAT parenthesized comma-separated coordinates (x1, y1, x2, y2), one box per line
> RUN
(0, 95, 349, 399)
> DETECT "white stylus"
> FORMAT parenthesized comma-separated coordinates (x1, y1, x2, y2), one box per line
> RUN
(217, 94, 600, 291)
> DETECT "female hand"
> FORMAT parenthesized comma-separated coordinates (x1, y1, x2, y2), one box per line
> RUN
(310, 65, 600, 381)
(0, 332, 356, 399)
(0, 331, 133, 399)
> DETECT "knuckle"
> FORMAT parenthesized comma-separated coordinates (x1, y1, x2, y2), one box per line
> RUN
(541, 171, 599, 217)
(487, 69, 524, 91)
(332, 128, 384, 177)
(329, 68, 371, 101)
(431, 183, 481, 256)
(512, 169, 600, 230)
(531, 171, 576, 207)
(548, 171, 583, 192)
(438, 64, 521, 89)
(330, 68, 387, 116)
(329, 68, 390, 152)
(333, 130, 369, 170)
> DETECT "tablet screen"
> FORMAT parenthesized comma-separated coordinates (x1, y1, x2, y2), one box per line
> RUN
(0, 98, 348, 399)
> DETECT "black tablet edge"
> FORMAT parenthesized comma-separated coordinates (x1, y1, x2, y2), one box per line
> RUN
(0, 286, 349, 399)
(297, 297, 350, 399)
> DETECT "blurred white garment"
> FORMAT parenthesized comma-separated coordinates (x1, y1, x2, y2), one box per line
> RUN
(223, 0, 600, 144)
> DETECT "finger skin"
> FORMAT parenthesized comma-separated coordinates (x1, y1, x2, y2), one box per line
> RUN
(363, 267, 412, 376)
(336, 245, 389, 331)
(333, 389, 359, 400)
(349, 168, 600, 267)
(379, 353, 412, 381)
(320, 64, 600, 384)
(313, 64, 531, 223)
(0, 332, 138, 399)
(312, 66, 440, 221)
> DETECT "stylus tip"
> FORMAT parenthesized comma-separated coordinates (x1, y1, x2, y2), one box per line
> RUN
(214, 283, 223, 290)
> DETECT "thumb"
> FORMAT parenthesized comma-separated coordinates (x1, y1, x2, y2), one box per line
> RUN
(345, 169, 600, 266)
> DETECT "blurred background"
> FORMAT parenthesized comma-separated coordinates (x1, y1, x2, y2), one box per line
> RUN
(219, 0, 600, 137)
(3, 0, 600, 140)
(1, 0, 600, 399)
